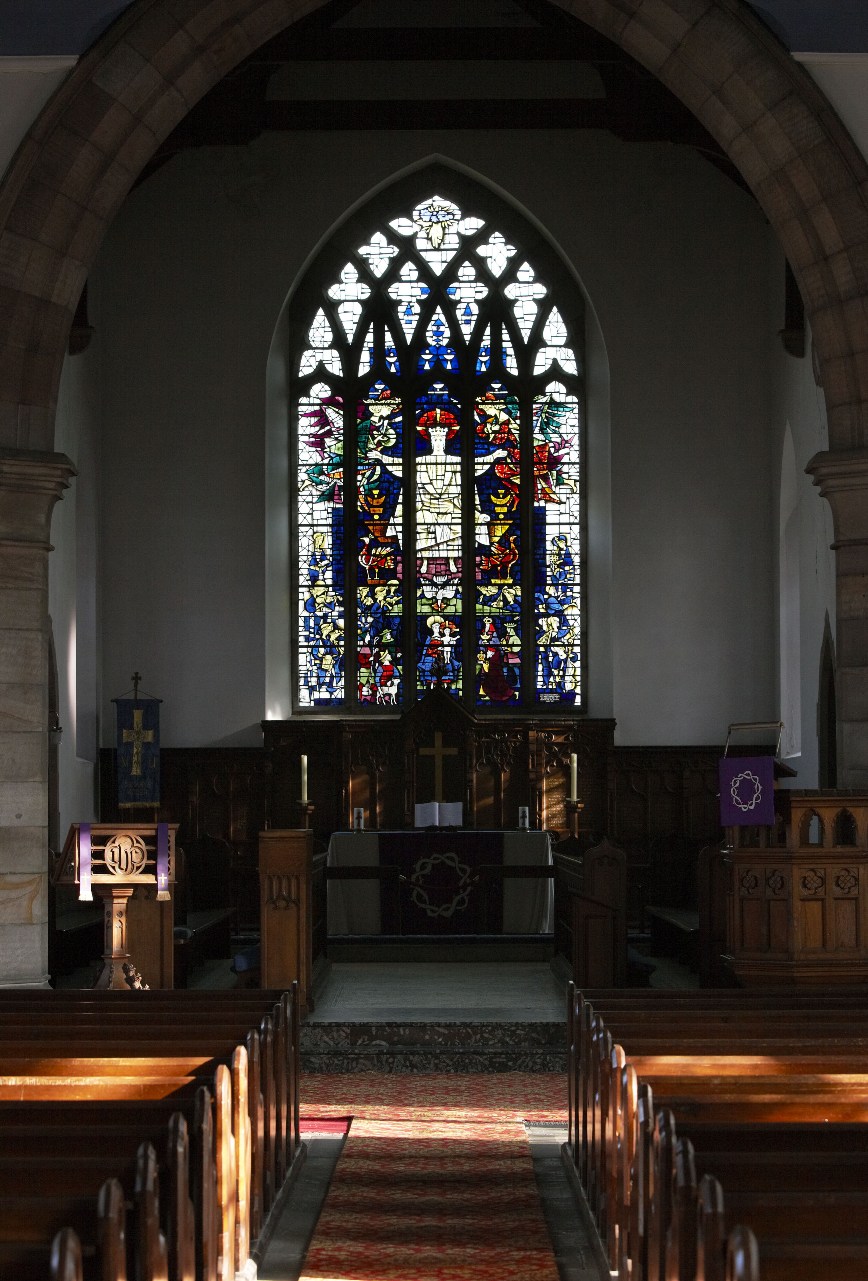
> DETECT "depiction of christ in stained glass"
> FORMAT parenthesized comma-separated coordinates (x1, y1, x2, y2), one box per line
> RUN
(291, 186, 584, 712)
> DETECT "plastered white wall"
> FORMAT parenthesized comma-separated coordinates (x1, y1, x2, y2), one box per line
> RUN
(91, 127, 774, 747)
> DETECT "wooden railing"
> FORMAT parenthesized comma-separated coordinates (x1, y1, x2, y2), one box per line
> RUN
(567, 982, 760, 1281)
(0, 985, 301, 1281)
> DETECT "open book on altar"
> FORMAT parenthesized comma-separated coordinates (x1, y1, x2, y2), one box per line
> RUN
(414, 801, 463, 828)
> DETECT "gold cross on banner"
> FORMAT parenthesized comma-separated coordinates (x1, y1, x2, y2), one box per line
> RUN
(123, 708, 154, 777)
(419, 730, 458, 802)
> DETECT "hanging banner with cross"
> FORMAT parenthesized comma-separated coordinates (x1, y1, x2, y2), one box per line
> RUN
(114, 673, 161, 807)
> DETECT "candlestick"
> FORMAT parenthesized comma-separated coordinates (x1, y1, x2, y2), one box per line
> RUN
(300, 754, 308, 804)
(570, 752, 578, 801)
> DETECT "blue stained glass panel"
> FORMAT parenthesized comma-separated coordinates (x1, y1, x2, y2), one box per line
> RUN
(297, 385, 345, 705)
(533, 386, 581, 704)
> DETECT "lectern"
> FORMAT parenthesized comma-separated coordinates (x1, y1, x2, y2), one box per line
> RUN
(56, 823, 177, 989)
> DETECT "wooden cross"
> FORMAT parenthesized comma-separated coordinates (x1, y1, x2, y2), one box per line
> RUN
(123, 707, 154, 777)
(419, 730, 458, 802)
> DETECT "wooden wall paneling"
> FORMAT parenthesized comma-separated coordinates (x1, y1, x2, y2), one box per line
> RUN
(475, 728, 527, 829)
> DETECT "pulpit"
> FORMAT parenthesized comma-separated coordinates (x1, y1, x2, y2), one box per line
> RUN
(726, 792, 868, 985)
(55, 823, 176, 989)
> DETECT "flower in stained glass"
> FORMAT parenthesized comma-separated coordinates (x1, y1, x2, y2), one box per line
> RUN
(476, 230, 516, 278)
(402, 195, 463, 275)
(357, 230, 399, 277)
(412, 195, 460, 248)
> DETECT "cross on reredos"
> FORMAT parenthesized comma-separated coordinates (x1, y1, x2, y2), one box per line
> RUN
(419, 730, 458, 802)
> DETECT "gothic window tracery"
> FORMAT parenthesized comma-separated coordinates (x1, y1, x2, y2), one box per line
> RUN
(292, 181, 584, 714)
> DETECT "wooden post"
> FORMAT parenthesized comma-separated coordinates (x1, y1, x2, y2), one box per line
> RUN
(259, 829, 314, 1012)
(93, 886, 136, 989)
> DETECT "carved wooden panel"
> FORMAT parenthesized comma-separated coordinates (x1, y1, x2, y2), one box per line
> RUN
(727, 793, 868, 984)
(101, 732, 728, 945)
(263, 705, 615, 841)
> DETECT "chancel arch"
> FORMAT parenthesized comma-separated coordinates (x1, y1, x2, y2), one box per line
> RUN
(5, 0, 868, 986)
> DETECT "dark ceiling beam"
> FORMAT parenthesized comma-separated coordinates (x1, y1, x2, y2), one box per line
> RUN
(262, 97, 613, 130)
(248, 26, 623, 63)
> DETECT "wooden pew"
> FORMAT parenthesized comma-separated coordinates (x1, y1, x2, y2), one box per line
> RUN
(0, 985, 301, 1281)
(566, 985, 868, 1281)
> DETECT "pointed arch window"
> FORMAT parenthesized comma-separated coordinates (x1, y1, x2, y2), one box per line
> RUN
(292, 179, 584, 714)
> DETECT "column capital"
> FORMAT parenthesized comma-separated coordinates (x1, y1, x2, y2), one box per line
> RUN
(807, 447, 868, 550)
(0, 449, 76, 547)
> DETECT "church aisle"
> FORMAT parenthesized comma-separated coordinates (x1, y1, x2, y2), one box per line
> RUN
(258, 1074, 608, 1281)
(308, 961, 566, 1023)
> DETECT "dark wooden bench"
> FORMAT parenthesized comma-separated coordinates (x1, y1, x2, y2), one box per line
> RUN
(568, 985, 868, 1281)
(173, 907, 237, 987)
(172, 834, 239, 987)
(644, 905, 700, 968)
(0, 986, 301, 1281)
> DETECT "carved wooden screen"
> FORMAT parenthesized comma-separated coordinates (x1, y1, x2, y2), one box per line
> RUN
(291, 169, 585, 715)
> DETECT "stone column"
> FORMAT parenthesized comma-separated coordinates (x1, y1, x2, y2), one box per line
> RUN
(0, 450, 75, 986)
(808, 448, 868, 788)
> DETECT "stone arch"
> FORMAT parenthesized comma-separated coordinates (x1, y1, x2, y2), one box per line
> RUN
(1, 0, 868, 455)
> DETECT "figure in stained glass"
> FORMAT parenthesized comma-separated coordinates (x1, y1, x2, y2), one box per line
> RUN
(418, 614, 460, 689)
(291, 184, 583, 712)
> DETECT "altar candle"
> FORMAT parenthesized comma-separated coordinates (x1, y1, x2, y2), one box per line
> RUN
(79, 824, 93, 901)
(301, 754, 308, 804)
(156, 822, 170, 900)
(570, 753, 578, 802)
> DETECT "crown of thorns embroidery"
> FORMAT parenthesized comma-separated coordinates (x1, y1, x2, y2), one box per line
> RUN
(410, 851, 473, 919)
(729, 770, 763, 813)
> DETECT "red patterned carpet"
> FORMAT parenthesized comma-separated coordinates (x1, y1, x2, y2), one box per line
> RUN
(299, 1073, 567, 1281)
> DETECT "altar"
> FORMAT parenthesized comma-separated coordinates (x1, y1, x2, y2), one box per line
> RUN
(327, 830, 553, 936)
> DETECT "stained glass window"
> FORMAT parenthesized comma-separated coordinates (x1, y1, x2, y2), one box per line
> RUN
(292, 181, 584, 713)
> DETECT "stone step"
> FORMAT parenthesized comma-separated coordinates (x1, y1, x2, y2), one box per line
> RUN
(300, 1019, 566, 1073)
